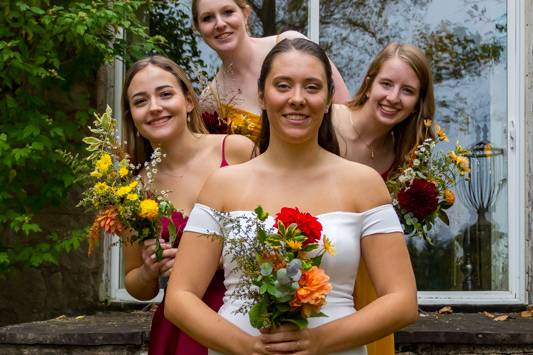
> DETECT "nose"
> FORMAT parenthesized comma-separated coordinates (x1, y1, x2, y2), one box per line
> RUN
(148, 98, 163, 112)
(214, 14, 226, 30)
(288, 87, 305, 108)
(386, 87, 401, 103)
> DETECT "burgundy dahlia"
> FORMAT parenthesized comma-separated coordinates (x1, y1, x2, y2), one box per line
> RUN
(202, 111, 229, 134)
(397, 178, 438, 220)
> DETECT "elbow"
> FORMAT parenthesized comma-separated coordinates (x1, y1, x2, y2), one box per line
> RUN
(401, 294, 419, 326)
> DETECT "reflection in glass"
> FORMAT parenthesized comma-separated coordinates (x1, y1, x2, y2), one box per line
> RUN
(319, 0, 508, 291)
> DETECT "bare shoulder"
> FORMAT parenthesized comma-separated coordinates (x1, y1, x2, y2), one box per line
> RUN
(197, 159, 252, 209)
(223, 134, 255, 164)
(335, 159, 392, 211)
(278, 30, 307, 40)
(332, 104, 351, 133)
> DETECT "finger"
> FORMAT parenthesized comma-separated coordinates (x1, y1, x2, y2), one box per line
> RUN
(264, 339, 309, 353)
(261, 331, 301, 343)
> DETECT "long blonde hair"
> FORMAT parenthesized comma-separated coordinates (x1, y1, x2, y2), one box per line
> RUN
(348, 43, 435, 172)
(121, 55, 207, 166)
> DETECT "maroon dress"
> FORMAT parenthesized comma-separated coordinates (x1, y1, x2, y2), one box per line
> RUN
(148, 136, 230, 355)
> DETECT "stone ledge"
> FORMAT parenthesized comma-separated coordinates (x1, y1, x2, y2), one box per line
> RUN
(396, 311, 533, 345)
(0, 311, 151, 346)
(0, 310, 531, 348)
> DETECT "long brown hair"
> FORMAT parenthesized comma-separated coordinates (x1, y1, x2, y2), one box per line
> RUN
(191, 0, 250, 30)
(255, 38, 339, 155)
(121, 55, 207, 166)
(348, 43, 435, 172)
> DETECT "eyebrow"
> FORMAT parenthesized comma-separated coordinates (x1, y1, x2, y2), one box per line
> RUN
(130, 85, 174, 98)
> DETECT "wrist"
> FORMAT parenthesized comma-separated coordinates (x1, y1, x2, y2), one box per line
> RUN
(139, 264, 160, 285)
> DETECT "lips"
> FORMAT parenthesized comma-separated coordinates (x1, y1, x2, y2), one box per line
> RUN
(215, 32, 232, 40)
(147, 115, 172, 126)
(379, 104, 400, 116)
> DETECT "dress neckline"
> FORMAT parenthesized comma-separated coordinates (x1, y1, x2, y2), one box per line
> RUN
(193, 203, 394, 217)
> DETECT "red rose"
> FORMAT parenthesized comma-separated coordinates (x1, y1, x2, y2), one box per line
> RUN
(397, 178, 439, 220)
(161, 211, 188, 247)
(275, 207, 322, 246)
(202, 111, 229, 134)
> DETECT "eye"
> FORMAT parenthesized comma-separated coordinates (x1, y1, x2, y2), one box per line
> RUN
(160, 91, 174, 98)
(402, 87, 416, 96)
(380, 80, 393, 88)
(201, 14, 213, 22)
(275, 82, 291, 91)
(132, 98, 146, 106)
(305, 83, 322, 92)
(224, 9, 235, 16)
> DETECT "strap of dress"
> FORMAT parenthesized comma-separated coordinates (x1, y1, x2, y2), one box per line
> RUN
(275, 34, 281, 43)
(220, 135, 229, 167)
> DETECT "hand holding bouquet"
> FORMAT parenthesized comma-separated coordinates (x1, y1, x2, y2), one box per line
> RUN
(78, 106, 185, 258)
(386, 121, 470, 244)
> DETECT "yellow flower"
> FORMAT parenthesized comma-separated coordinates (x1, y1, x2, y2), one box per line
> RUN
(456, 156, 470, 174)
(443, 189, 455, 207)
(129, 180, 139, 189)
(96, 153, 112, 173)
(436, 125, 448, 142)
(424, 119, 432, 127)
(126, 193, 138, 201)
(116, 185, 132, 197)
(323, 235, 336, 256)
(448, 151, 458, 162)
(286, 240, 303, 251)
(484, 143, 492, 157)
(119, 166, 129, 177)
(139, 199, 159, 219)
(90, 170, 102, 178)
(94, 182, 109, 193)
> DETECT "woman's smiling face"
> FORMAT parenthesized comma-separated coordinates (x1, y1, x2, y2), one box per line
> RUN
(260, 50, 330, 144)
(365, 57, 421, 127)
(127, 64, 193, 144)
(195, 0, 250, 53)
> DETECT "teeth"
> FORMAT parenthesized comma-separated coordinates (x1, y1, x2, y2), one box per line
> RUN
(285, 114, 307, 121)
(216, 33, 231, 39)
(380, 105, 398, 113)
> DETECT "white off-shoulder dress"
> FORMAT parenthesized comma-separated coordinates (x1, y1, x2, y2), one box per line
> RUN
(184, 203, 403, 355)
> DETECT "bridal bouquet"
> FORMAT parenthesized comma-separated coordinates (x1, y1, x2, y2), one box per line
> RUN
(222, 206, 334, 330)
(386, 120, 470, 244)
(78, 106, 184, 258)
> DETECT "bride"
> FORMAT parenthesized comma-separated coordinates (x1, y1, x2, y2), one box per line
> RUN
(164, 38, 417, 354)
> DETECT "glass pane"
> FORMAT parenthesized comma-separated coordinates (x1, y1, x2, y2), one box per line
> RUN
(320, 0, 508, 291)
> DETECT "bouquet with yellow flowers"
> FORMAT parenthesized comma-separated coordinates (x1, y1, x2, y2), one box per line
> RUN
(78, 106, 177, 259)
(386, 121, 470, 244)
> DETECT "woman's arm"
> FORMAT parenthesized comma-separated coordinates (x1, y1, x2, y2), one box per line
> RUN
(124, 238, 176, 300)
(164, 171, 267, 354)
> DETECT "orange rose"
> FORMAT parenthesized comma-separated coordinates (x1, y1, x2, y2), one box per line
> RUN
(290, 266, 332, 318)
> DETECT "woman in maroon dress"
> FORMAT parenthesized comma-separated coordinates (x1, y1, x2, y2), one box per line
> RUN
(120, 55, 254, 354)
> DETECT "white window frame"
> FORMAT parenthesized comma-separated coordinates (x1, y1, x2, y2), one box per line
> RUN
(106, 0, 527, 305)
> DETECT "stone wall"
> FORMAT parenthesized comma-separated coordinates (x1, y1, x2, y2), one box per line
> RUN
(0, 65, 114, 326)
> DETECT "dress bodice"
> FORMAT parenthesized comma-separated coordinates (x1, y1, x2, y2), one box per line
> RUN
(185, 204, 402, 355)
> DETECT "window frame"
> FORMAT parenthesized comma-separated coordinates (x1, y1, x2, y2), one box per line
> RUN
(106, 0, 527, 305)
